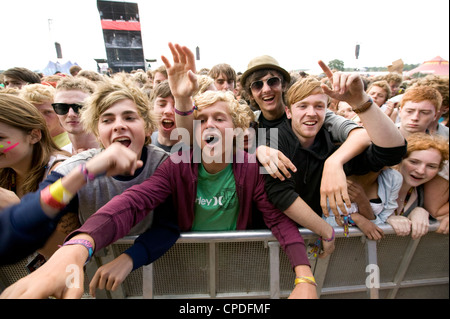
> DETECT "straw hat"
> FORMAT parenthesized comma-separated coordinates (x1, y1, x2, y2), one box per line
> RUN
(240, 55, 291, 87)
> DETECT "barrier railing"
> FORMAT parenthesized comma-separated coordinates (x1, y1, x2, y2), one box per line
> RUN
(1, 221, 448, 299)
(90, 221, 448, 299)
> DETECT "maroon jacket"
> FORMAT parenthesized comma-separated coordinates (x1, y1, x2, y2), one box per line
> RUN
(72, 149, 309, 268)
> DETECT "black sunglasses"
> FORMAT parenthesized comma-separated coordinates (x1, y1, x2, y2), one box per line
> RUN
(250, 77, 282, 92)
(52, 103, 83, 115)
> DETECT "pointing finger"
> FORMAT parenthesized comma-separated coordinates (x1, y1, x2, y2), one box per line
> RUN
(318, 60, 333, 81)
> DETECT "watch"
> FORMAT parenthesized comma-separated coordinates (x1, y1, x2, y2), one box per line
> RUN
(353, 97, 373, 114)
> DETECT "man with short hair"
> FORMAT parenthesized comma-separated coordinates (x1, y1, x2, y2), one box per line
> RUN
(53, 77, 99, 154)
(397, 85, 444, 138)
(3, 67, 41, 89)
(19, 84, 71, 151)
(240, 55, 373, 219)
(208, 63, 236, 92)
(264, 68, 406, 231)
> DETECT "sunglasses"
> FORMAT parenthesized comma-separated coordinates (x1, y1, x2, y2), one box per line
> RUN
(250, 77, 282, 92)
(52, 103, 83, 115)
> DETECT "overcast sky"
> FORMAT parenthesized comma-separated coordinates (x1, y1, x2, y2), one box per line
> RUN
(1, 0, 449, 74)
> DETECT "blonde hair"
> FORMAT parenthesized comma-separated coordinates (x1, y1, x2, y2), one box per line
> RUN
(193, 90, 252, 130)
(286, 77, 330, 108)
(56, 76, 97, 95)
(80, 77, 157, 147)
(19, 83, 55, 104)
(193, 75, 215, 97)
(77, 70, 105, 82)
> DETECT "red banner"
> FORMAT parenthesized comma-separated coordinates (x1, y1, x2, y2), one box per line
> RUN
(101, 20, 141, 31)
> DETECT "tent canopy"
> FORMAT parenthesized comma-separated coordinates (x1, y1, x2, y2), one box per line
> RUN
(406, 56, 449, 77)
(41, 60, 79, 76)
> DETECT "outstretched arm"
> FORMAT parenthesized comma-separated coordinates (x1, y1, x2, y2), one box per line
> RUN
(0, 233, 94, 299)
(320, 128, 370, 217)
(284, 197, 335, 259)
(40, 143, 143, 219)
(319, 61, 405, 148)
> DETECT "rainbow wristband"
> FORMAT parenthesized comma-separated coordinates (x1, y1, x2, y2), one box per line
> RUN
(61, 239, 94, 264)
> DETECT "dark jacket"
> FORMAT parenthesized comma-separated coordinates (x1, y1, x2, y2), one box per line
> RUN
(265, 120, 407, 216)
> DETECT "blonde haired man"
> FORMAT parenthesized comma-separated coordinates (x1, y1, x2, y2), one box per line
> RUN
(20, 84, 71, 151)
(53, 77, 99, 154)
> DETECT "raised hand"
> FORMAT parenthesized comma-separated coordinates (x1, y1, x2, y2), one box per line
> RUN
(161, 42, 198, 99)
(318, 60, 368, 107)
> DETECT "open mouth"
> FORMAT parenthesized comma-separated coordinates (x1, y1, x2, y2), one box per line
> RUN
(262, 96, 275, 103)
(409, 174, 424, 182)
(113, 137, 131, 147)
(304, 121, 317, 126)
(203, 131, 221, 147)
(205, 135, 218, 144)
(162, 119, 175, 130)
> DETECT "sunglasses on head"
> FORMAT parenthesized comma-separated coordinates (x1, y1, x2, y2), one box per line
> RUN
(51, 103, 83, 115)
(250, 77, 282, 92)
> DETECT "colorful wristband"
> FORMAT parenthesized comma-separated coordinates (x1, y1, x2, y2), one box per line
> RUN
(49, 178, 74, 205)
(322, 228, 335, 242)
(79, 163, 105, 181)
(41, 185, 67, 210)
(174, 104, 197, 116)
(61, 239, 94, 264)
(41, 179, 73, 210)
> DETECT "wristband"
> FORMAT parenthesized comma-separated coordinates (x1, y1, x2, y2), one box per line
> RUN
(41, 179, 74, 210)
(353, 97, 373, 114)
(322, 227, 335, 242)
(79, 163, 105, 181)
(294, 276, 317, 287)
(49, 179, 74, 205)
(41, 185, 67, 210)
(61, 239, 94, 264)
(174, 104, 197, 116)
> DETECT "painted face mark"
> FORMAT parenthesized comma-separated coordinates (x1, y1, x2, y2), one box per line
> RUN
(0, 141, 19, 153)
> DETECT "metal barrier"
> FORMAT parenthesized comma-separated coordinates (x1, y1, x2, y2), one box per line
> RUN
(1, 221, 448, 299)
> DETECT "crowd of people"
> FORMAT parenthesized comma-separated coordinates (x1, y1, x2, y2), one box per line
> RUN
(0, 43, 448, 299)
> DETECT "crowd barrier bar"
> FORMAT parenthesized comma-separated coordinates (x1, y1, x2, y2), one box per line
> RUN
(90, 221, 448, 299)
(1, 221, 448, 299)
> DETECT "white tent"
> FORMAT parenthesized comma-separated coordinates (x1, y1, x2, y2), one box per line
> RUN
(41, 60, 79, 76)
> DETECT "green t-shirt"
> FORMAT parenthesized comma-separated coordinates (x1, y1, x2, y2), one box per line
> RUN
(192, 163, 239, 231)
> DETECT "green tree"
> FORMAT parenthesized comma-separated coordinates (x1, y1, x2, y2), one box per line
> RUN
(328, 59, 344, 71)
